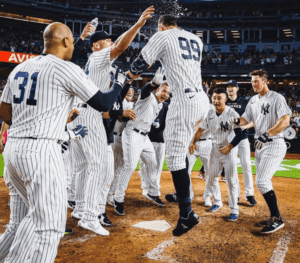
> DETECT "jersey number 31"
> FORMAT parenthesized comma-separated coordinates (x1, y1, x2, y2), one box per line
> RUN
(13, 71, 39, 106)
(178, 37, 201, 61)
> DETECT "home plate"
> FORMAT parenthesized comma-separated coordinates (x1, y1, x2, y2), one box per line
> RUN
(133, 220, 172, 232)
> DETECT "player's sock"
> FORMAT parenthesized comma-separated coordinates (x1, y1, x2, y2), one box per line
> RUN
(200, 166, 204, 174)
(221, 167, 225, 177)
(262, 190, 281, 218)
(171, 157, 192, 217)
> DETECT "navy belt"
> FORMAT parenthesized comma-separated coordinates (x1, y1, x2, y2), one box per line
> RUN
(133, 128, 148, 136)
(199, 138, 212, 141)
(77, 103, 87, 108)
(185, 88, 201, 93)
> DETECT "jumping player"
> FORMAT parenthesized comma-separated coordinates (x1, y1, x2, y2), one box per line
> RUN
(229, 69, 291, 233)
(127, 15, 209, 236)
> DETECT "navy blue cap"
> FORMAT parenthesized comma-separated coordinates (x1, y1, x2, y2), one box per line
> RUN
(227, 80, 238, 87)
(90, 31, 118, 46)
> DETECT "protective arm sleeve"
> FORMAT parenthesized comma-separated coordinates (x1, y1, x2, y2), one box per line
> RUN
(140, 82, 159, 100)
(129, 53, 150, 76)
(230, 128, 243, 147)
(86, 82, 122, 112)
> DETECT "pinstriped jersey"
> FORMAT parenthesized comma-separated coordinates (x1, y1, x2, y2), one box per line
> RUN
(201, 106, 239, 147)
(113, 99, 134, 133)
(242, 91, 291, 139)
(126, 93, 163, 132)
(0, 54, 99, 140)
(141, 28, 203, 100)
(84, 46, 114, 93)
(199, 104, 214, 140)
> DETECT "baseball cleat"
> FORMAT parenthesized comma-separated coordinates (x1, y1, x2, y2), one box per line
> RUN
(71, 210, 84, 220)
(198, 172, 205, 180)
(259, 218, 271, 227)
(220, 176, 226, 182)
(146, 194, 165, 206)
(107, 195, 114, 207)
(67, 200, 76, 209)
(209, 205, 222, 212)
(227, 214, 239, 222)
(165, 193, 178, 203)
(260, 216, 284, 234)
(204, 199, 212, 207)
(114, 199, 125, 216)
(99, 213, 112, 227)
(78, 219, 109, 236)
(64, 228, 73, 236)
(172, 211, 199, 236)
(246, 196, 257, 206)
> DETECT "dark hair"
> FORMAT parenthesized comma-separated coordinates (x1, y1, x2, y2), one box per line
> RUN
(250, 69, 268, 81)
(158, 15, 177, 27)
(213, 88, 227, 96)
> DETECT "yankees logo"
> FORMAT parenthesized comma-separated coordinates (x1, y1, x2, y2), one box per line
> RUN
(261, 103, 270, 115)
(220, 121, 229, 131)
(112, 102, 120, 110)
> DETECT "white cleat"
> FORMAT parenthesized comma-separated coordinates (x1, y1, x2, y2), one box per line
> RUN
(78, 219, 109, 236)
(71, 210, 84, 220)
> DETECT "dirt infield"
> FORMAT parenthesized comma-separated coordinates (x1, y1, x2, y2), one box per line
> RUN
(0, 171, 300, 263)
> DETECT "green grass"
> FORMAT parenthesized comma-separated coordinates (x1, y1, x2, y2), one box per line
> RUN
(1, 154, 299, 179)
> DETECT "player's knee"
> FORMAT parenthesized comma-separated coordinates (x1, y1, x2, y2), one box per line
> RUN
(256, 179, 272, 194)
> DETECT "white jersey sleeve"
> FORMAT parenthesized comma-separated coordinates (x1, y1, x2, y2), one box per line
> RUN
(229, 109, 240, 129)
(200, 116, 209, 130)
(242, 99, 253, 123)
(275, 93, 292, 119)
(141, 31, 167, 66)
(57, 62, 99, 102)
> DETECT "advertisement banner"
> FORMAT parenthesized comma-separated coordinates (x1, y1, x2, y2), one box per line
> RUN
(0, 51, 38, 64)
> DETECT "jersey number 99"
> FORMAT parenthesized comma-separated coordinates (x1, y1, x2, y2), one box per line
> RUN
(13, 71, 39, 106)
(178, 37, 201, 62)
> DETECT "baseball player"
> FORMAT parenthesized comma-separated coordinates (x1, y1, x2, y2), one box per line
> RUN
(127, 14, 209, 236)
(229, 69, 291, 233)
(139, 88, 170, 202)
(70, 6, 154, 236)
(193, 89, 243, 221)
(107, 88, 134, 206)
(0, 22, 127, 263)
(113, 69, 170, 215)
(100, 83, 137, 226)
(226, 80, 257, 206)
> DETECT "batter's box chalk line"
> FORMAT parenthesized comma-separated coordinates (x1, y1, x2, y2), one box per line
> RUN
(66, 234, 97, 244)
(143, 237, 180, 262)
(269, 220, 297, 263)
(132, 220, 172, 232)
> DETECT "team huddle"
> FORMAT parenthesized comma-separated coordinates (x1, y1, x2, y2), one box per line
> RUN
(0, 6, 292, 263)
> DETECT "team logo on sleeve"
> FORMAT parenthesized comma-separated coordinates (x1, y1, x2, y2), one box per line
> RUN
(261, 103, 270, 115)
(220, 121, 229, 131)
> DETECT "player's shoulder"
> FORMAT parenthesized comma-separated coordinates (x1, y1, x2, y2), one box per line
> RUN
(268, 90, 285, 101)
(248, 94, 259, 104)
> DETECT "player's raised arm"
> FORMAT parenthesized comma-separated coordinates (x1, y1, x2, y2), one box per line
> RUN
(189, 127, 205, 155)
(110, 6, 154, 60)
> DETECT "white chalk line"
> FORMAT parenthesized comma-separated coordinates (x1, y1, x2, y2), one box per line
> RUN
(269, 220, 297, 263)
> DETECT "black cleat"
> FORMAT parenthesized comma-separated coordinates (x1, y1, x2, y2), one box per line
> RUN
(64, 228, 73, 236)
(98, 213, 112, 227)
(172, 211, 199, 236)
(146, 194, 165, 206)
(261, 216, 284, 234)
(114, 199, 125, 216)
(67, 200, 76, 209)
(165, 193, 178, 203)
(247, 196, 257, 206)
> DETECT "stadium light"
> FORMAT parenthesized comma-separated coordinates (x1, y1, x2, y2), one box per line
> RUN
(232, 33, 240, 35)
(233, 36, 240, 38)
(231, 31, 239, 32)
(216, 33, 223, 35)
(217, 36, 224, 38)
(283, 29, 291, 31)
(214, 31, 221, 33)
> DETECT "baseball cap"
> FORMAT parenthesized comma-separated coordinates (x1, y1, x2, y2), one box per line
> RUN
(227, 80, 238, 87)
(90, 31, 118, 46)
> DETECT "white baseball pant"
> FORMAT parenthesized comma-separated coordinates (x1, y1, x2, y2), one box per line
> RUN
(3, 138, 67, 263)
(206, 146, 239, 215)
(114, 128, 157, 203)
(255, 139, 287, 194)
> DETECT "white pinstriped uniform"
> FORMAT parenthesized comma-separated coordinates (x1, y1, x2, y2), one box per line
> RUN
(0, 54, 99, 263)
(187, 127, 213, 201)
(63, 140, 76, 202)
(114, 92, 163, 203)
(72, 47, 114, 221)
(141, 28, 209, 171)
(108, 99, 134, 198)
(202, 106, 240, 215)
(242, 91, 291, 194)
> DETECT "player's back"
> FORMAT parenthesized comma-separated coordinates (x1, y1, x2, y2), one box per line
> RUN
(3, 54, 94, 140)
(155, 29, 203, 99)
